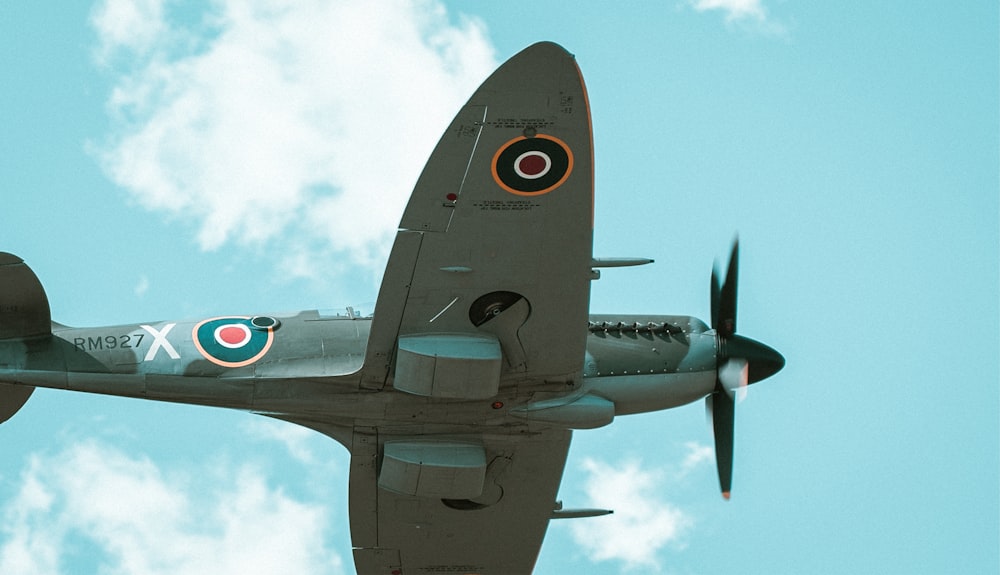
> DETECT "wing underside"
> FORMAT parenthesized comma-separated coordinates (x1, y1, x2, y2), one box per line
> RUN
(362, 41, 594, 393)
(347, 41, 593, 574)
(349, 428, 572, 574)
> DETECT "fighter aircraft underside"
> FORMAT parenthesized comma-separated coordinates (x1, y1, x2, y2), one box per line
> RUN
(0, 42, 783, 574)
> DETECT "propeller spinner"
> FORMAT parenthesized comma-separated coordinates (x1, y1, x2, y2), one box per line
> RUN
(707, 240, 784, 499)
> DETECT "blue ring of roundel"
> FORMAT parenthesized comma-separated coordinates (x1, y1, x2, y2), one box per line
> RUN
(193, 317, 274, 368)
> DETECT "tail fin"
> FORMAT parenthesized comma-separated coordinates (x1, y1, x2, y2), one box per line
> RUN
(0, 252, 51, 340)
(0, 253, 48, 423)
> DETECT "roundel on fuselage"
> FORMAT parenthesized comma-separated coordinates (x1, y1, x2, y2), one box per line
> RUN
(192, 317, 274, 368)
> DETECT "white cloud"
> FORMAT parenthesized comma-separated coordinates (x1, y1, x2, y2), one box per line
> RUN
(242, 418, 325, 467)
(569, 456, 705, 570)
(679, 440, 714, 477)
(91, 0, 167, 60)
(689, 0, 787, 35)
(0, 441, 344, 575)
(691, 0, 766, 22)
(90, 0, 497, 279)
(133, 274, 150, 296)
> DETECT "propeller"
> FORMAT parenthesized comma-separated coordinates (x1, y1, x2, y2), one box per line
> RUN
(706, 240, 784, 500)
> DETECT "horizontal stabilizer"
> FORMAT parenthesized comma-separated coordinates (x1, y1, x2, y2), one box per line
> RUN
(0, 253, 51, 340)
(0, 383, 33, 424)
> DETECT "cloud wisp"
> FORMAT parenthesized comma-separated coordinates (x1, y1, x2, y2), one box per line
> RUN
(567, 444, 713, 570)
(0, 440, 344, 575)
(688, 0, 788, 35)
(90, 0, 497, 278)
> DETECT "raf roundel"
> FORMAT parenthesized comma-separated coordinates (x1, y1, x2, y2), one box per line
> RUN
(193, 317, 275, 368)
(491, 135, 573, 196)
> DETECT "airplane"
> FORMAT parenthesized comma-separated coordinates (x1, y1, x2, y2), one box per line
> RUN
(0, 42, 783, 574)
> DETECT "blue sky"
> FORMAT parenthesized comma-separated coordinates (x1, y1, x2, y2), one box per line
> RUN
(1, 1, 997, 573)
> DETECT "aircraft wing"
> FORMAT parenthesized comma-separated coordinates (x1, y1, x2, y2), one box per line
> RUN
(348, 428, 572, 574)
(344, 42, 594, 573)
(361, 41, 594, 392)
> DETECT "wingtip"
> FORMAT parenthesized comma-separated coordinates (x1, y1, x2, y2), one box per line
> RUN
(722, 491, 731, 500)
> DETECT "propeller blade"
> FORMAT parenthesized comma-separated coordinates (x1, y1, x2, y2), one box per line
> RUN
(716, 240, 739, 337)
(707, 390, 735, 499)
(710, 267, 721, 330)
(709, 239, 741, 499)
(704, 238, 783, 499)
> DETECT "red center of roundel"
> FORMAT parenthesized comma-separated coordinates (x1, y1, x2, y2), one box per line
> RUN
(517, 153, 547, 176)
(218, 325, 249, 346)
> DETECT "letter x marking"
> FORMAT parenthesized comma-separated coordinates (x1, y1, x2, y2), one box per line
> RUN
(141, 323, 180, 361)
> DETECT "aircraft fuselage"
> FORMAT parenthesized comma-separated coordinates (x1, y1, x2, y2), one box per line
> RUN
(0, 311, 718, 437)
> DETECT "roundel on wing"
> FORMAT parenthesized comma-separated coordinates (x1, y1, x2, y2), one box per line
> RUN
(491, 135, 573, 196)
(193, 317, 274, 368)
